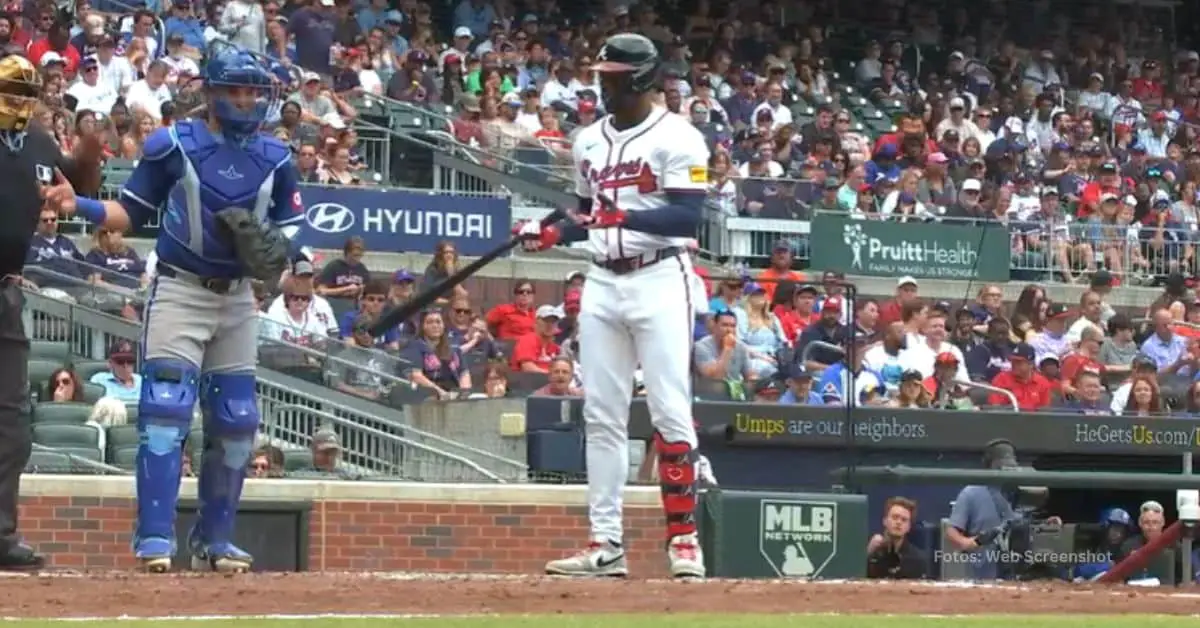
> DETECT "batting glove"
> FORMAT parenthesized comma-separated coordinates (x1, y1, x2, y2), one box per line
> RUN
(514, 220, 561, 252)
(588, 194, 627, 228)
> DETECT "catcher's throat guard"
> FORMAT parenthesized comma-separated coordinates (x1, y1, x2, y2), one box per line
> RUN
(216, 207, 290, 283)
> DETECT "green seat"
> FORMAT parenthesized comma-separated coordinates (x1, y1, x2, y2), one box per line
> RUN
(25, 450, 72, 473)
(107, 423, 140, 449)
(284, 449, 314, 471)
(32, 422, 101, 448)
(30, 341, 70, 362)
(27, 359, 65, 399)
(124, 404, 138, 422)
(33, 402, 93, 424)
(72, 359, 110, 382)
(81, 383, 105, 404)
(109, 445, 138, 469)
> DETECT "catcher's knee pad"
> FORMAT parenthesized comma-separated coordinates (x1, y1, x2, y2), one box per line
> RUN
(200, 372, 259, 469)
(654, 432, 699, 539)
(138, 358, 200, 453)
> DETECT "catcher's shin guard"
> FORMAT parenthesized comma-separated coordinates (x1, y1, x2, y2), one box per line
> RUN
(190, 373, 259, 573)
(133, 359, 200, 573)
(653, 433, 699, 539)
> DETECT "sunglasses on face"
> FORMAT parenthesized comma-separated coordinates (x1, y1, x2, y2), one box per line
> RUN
(41, 218, 56, 224)
(515, 288, 533, 295)
(454, 308, 472, 314)
(287, 294, 312, 302)
(252, 463, 269, 471)
(112, 358, 134, 366)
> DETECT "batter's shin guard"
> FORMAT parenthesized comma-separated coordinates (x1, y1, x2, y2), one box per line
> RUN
(654, 433, 699, 540)
(193, 373, 259, 549)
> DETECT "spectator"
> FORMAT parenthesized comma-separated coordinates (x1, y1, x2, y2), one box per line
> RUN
(288, 0, 336, 74)
(318, 145, 362, 185)
(949, 307, 981, 355)
(486, 279, 536, 340)
(887, 369, 931, 408)
(878, 276, 920, 327)
(1066, 291, 1107, 344)
(734, 282, 785, 379)
(1140, 307, 1192, 376)
(28, 19, 80, 76)
(89, 340, 141, 404)
(774, 283, 818, 344)
(94, 35, 134, 97)
(1110, 355, 1161, 415)
(924, 352, 975, 410)
(249, 445, 285, 479)
(554, 289, 581, 349)
(83, 227, 145, 290)
(262, 276, 329, 347)
(161, 35, 201, 87)
(338, 280, 399, 349)
(268, 260, 338, 337)
(328, 314, 399, 401)
(1100, 314, 1138, 376)
(308, 428, 352, 476)
(864, 322, 924, 394)
(509, 305, 561, 374)
(905, 311, 969, 382)
(989, 343, 1052, 411)
(899, 300, 929, 349)
(164, 0, 206, 51)
(402, 310, 470, 400)
(966, 317, 1014, 382)
(419, 241, 469, 306)
(1063, 370, 1110, 415)
(694, 310, 754, 388)
(219, 0, 266, 54)
(45, 367, 84, 403)
(446, 299, 496, 359)
(779, 364, 821, 405)
(1030, 303, 1073, 365)
(289, 74, 337, 125)
(67, 56, 117, 116)
(1060, 327, 1106, 397)
(27, 206, 85, 288)
(798, 295, 849, 371)
(1122, 375, 1164, 417)
(317, 236, 369, 299)
(816, 332, 885, 406)
(125, 60, 172, 121)
(755, 241, 804, 303)
(533, 357, 581, 397)
(480, 362, 509, 399)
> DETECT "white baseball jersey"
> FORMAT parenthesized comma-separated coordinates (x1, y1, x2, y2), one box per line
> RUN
(571, 107, 710, 261)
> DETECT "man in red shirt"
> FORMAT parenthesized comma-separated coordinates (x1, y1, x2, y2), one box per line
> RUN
(989, 343, 1053, 410)
(1078, 162, 1125, 218)
(26, 20, 79, 76)
(486, 280, 537, 340)
(1060, 326, 1106, 396)
(776, 284, 820, 343)
(1131, 60, 1165, 103)
(510, 305, 562, 373)
(877, 276, 919, 327)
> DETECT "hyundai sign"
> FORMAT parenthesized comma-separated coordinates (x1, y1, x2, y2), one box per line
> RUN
(295, 186, 511, 256)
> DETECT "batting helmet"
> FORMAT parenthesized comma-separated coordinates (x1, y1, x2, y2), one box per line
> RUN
(1100, 507, 1132, 527)
(592, 33, 661, 111)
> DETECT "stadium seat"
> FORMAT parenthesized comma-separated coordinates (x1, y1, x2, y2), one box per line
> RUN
(107, 424, 140, 450)
(72, 359, 110, 382)
(25, 450, 72, 473)
(284, 449, 314, 471)
(32, 402, 93, 424)
(58, 447, 104, 463)
(81, 383, 106, 404)
(109, 445, 138, 469)
(33, 423, 102, 449)
(508, 372, 547, 395)
(29, 341, 70, 362)
(28, 359, 65, 399)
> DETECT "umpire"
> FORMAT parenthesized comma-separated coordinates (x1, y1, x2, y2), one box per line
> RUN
(0, 53, 104, 570)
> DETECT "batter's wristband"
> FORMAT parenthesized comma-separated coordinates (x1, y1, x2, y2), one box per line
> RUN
(75, 196, 107, 225)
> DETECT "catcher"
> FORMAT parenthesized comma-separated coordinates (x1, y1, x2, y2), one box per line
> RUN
(43, 45, 303, 573)
(0, 54, 107, 571)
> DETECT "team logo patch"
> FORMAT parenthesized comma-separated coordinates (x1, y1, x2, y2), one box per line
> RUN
(292, 191, 304, 213)
(35, 164, 53, 184)
(689, 166, 708, 183)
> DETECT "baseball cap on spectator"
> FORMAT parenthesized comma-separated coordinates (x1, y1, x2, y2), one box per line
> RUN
(926, 152, 949, 165)
(857, 181, 873, 194)
(1039, 355, 1060, 369)
(1041, 187, 1058, 198)
(1130, 142, 1147, 154)
(787, 364, 814, 380)
(948, 97, 966, 110)
(1089, 72, 1104, 83)
(961, 179, 982, 193)
(80, 56, 99, 70)
(293, 260, 315, 276)
(108, 340, 135, 361)
(40, 51, 65, 68)
(823, 177, 841, 190)
(312, 428, 341, 451)
(900, 369, 923, 383)
(1010, 343, 1036, 362)
(1100, 193, 1119, 204)
(383, 10, 403, 24)
(934, 351, 959, 366)
(740, 71, 756, 86)
(695, 75, 712, 88)
(772, 239, 793, 253)
(302, 71, 321, 84)
(392, 269, 415, 284)
(1091, 270, 1114, 289)
(941, 128, 960, 143)
(1153, 110, 1169, 122)
(744, 282, 766, 295)
(823, 295, 844, 312)
(948, 51, 965, 62)
(1132, 354, 1158, 372)
(453, 26, 472, 39)
(501, 92, 521, 107)
(1123, 194, 1137, 206)
(1153, 196, 1171, 209)
(565, 270, 585, 283)
(875, 143, 898, 158)
(535, 304, 561, 320)
(1046, 303, 1071, 320)
(897, 276, 918, 289)
(796, 284, 819, 295)
(444, 53, 462, 66)
(1141, 500, 1164, 514)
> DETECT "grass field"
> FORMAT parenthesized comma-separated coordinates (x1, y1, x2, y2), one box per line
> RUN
(2, 616, 1197, 627)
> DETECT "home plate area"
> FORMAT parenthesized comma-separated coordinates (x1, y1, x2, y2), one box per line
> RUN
(2, 573, 1200, 618)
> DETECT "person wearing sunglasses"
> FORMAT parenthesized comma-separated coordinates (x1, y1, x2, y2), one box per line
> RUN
(88, 340, 142, 404)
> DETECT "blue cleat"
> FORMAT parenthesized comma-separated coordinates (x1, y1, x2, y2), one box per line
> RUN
(189, 533, 253, 573)
(134, 536, 175, 573)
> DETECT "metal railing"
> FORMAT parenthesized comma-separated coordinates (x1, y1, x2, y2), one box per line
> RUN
(20, 289, 528, 481)
(269, 405, 519, 482)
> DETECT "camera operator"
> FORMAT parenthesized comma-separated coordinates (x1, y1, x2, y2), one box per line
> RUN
(945, 439, 1061, 580)
(866, 496, 929, 579)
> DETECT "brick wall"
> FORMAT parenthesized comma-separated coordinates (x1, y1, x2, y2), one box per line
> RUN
(18, 495, 670, 576)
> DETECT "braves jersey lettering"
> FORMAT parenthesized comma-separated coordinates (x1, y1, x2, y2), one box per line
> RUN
(571, 108, 710, 260)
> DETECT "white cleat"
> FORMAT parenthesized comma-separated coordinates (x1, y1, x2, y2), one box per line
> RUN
(667, 533, 706, 579)
(545, 541, 628, 578)
(191, 554, 252, 574)
(140, 556, 172, 574)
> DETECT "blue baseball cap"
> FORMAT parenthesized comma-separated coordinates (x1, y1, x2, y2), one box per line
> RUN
(392, 269, 415, 283)
(1010, 343, 1036, 362)
(788, 364, 814, 380)
(745, 282, 766, 295)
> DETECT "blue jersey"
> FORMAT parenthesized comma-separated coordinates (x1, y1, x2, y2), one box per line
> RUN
(119, 120, 305, 279)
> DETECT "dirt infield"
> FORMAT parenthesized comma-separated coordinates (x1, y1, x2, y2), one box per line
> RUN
(0, 573, 1199, 618)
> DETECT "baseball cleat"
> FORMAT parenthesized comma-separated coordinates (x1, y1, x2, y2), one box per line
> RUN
(190, 541, 253, 574)
(134, 537, 174, 573)
(545, 540, 628, 577)
(667, 533, 705, 579)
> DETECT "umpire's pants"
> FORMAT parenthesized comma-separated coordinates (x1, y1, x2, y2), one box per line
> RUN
(0, 282, 30, 550)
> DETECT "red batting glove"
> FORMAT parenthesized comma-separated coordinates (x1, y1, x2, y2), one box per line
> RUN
(515, 220, 561, 252)
(589, 195, 627, 228)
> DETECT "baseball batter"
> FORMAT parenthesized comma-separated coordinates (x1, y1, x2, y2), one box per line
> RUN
(521, 33, 709, 579)
(51, 47, 302, 573)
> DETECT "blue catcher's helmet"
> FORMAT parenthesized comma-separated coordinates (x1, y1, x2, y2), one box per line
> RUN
(1101, 507, 1132, 527)
(203, 45, 279, 143)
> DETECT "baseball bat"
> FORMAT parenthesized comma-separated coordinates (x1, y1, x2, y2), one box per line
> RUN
(367, 208, 567, 337)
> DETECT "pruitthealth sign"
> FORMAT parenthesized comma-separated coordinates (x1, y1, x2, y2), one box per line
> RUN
(810, 215, 1012, 281)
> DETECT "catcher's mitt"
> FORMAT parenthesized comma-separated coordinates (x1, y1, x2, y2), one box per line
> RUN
(216, 208, 291, 283)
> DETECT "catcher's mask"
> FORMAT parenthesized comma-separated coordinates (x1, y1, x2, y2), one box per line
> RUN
(0, 55, 41, 133)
